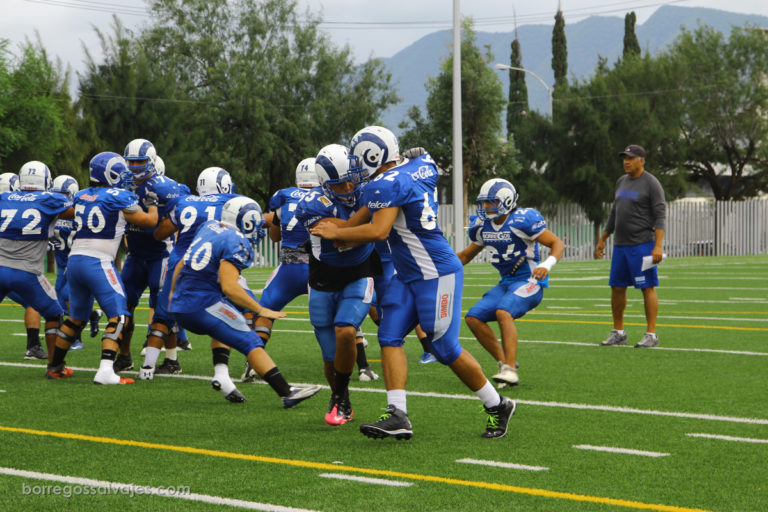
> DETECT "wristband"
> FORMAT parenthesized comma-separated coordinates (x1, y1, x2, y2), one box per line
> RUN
(537, 255, 557, 272)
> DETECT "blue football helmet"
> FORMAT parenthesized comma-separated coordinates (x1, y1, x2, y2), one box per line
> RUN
(221, 196, 265, 246)
(0, 172, 20, 193)
(314, 144, 362, 206)
(123, 138, 157, 181)
(197, 167, 233, 195)
(51, 175, 80, 198)
(18, 161, 53, 191)
(476, 178, 518, 220)
(349, 126, 400, 183)
(89, 152, 133, 189)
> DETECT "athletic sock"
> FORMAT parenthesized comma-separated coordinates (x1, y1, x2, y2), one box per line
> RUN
(101, 349, 117, 361)
(26, 328, 40, 349)
(263, 367, 291, 396)
(165, 347, 178, 361)
(333, 370, 352, 399)
(212, 347, 230, 366)
(387, 389, 407, 414)
(144, 347, 161, 368)
(355, 342, 369, 368)
(51, 346, 68, 367)
(418, 336, 431, 354)
(476, 380, 502, 408)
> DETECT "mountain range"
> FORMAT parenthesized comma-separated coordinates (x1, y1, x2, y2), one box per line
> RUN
(377, 5, 768, 131)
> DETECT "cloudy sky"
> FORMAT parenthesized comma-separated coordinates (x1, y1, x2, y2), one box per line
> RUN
(2, 0, 767, 78)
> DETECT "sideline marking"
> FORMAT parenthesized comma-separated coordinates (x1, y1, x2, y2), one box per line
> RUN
(686, 433, 768, 444)
(318, 473, 413, 487)
(457, 458, 549, 472)
(573, 445, 669, 457)
(3, 361, 767, 425)
(0, 426, 710, 512)
(0, 466, 317, 512)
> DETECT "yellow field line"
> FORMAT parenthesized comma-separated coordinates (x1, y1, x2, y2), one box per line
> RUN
(0, 425, 711, 512)
(2, 304, 763, 331)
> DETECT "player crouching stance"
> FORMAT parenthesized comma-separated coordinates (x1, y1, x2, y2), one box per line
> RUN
(169, 196, 321, 407)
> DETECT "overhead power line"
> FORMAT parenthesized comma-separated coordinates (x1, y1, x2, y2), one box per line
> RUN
(21, 0, 694, 26)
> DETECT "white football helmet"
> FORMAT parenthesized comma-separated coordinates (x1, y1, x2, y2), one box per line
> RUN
(0, 172, 20, 193)
(154, 155, 165, 176)
(314, 144, 362, 206)
(349, 125, 400, 181)
(476, 178, 518, 220)
(123, 138, 157, 181)
(221, 196, 265, 245)
(197, 167, 233, 195)
(295, 158, 319, 189)
(18, 161, 52, 191)
(51, 175, 79, 198)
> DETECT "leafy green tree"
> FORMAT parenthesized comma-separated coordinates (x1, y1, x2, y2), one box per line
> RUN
(77, 16, 191, 182)
(506, 34, 528, 138)
(551, 9, 568, 91)
(623, 12, 641, 57)
(663, 26, 768, 199)
(400, 22, 517, 212)
(142, 0, 398, 203)
(0, 41, 71, 174)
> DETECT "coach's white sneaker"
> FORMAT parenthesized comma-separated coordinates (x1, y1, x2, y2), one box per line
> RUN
(600, 329, 628, 346)
(634, 333, 659, 348)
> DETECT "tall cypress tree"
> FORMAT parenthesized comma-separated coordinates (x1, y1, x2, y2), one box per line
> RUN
(551, 7, 568, 90)
(506, 33, 528, 138)
(623, 12, 641, 57)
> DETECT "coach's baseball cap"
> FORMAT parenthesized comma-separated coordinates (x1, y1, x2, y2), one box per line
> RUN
(619, 144, 646, 158)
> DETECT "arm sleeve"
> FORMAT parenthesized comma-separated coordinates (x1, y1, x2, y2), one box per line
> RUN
(649, 176, 667, 231)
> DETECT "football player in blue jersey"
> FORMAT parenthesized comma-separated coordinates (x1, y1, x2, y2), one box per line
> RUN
(0, 161, 74, 375)
(0, 172, 42, 359)
(0, 169, 67, 362)
(312, 129, 516, 439)
(51, 175, 103, 350)
(117, 138, 189, 373)
(138, 166, 237, 383)
(240, 158, 316, 382)
(295, 144, 381, 426)
(48, 152, 158, 384)
(349, 127, 436, 365)
(169, 196, 321, 407)
(457, 178, 564, 388)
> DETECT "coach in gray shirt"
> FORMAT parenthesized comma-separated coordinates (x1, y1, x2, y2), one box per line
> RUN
(595, 144, 666, 348)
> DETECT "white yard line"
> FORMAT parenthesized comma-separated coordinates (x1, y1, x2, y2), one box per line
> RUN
(572, 445, 669, 457)
(318, 473, 412, 487)
(0, 466, 319, 512)
(2, 361, 767, 425)
(686, 433, 768, 444)
(456, 458, 548, 472)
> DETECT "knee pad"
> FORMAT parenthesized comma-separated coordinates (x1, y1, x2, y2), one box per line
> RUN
(56, 317, 84, 343)
(254, 325, 272, 338)
(147, 329, 169, 343)
(103, 315, 126, 342)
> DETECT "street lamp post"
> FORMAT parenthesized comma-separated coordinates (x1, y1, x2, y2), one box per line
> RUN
(494, 63, 553, 120)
